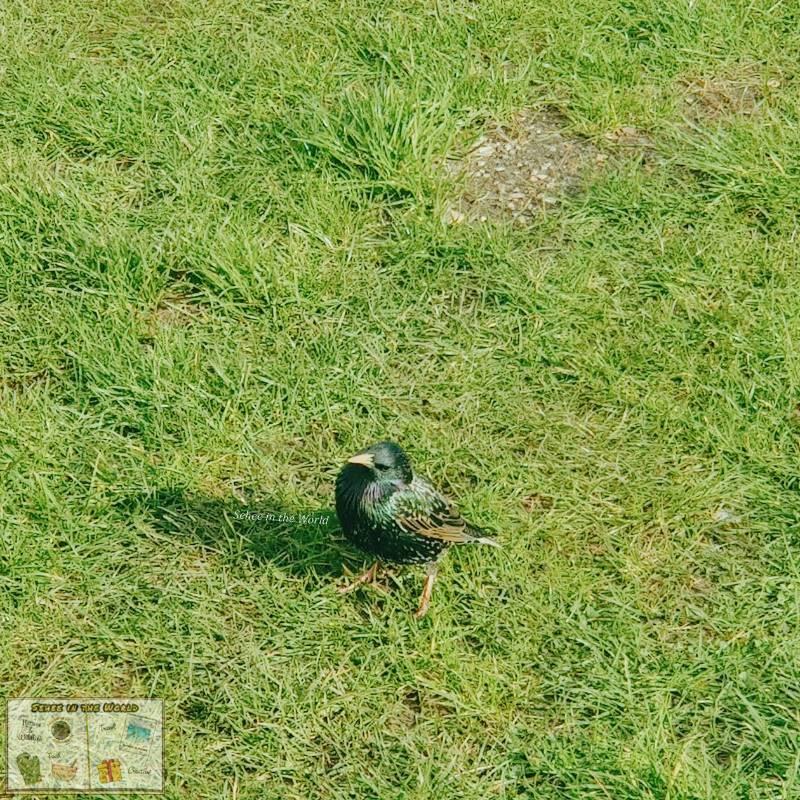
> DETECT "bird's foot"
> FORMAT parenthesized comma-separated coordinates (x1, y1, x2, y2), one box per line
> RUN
(337, 562, 385, 594)
(413, 596, 430, 620)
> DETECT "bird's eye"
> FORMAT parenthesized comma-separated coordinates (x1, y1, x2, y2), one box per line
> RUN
(375, 463, 389, 471)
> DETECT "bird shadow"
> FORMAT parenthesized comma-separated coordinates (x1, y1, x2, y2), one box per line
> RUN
(140, 488, 358, 579)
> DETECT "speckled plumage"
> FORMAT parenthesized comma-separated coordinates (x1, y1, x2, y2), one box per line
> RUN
(335, 441, 497, 567)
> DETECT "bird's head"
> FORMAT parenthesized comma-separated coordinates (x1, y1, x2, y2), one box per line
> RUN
(342, 441, 413, 486)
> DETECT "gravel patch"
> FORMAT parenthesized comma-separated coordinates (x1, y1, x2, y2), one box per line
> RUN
(442, 111, 606, 225)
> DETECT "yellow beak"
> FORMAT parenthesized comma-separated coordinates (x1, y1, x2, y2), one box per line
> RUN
(347, 453, 375, 468)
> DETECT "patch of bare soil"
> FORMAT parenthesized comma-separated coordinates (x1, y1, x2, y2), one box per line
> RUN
(681, 65, 781, 121)
(602, 125, 656, 153)
(442, 111, 607, 224)
(140, 295, 207, 340)
(521, 493, 554, 513)
(151, 296, 206, 329)
(1, 369, 56, 393)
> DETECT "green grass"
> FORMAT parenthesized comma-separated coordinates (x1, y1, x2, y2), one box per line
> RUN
(2, 0, 800, 797)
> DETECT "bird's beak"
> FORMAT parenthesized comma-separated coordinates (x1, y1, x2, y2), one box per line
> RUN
(347, 453, 375, 468)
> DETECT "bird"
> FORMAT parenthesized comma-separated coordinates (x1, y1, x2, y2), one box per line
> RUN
(334, 441, 500, 619)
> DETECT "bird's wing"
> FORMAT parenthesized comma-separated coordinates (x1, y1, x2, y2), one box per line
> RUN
(390, 479, 476, 544)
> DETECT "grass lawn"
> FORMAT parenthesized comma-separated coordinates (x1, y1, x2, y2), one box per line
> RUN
(2, 0, 800, 797)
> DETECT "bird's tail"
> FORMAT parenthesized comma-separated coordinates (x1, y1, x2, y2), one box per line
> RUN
(466, 524, 501, 548)
(474, 536, 502, 548)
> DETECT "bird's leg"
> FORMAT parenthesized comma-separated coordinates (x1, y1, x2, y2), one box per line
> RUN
(338, 561, 380, 594)
(413, 563, 438, 620)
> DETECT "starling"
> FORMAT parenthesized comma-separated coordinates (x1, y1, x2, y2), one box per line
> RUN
(335, 441, 499, 618)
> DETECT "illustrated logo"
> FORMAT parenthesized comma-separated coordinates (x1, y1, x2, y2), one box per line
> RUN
(7, 697, 163, 792)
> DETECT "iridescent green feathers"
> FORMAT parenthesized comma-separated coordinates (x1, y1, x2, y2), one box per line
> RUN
(335, 441, 499, 565)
